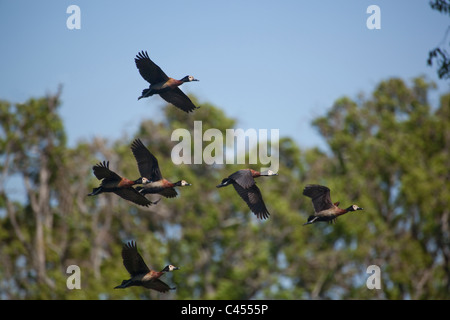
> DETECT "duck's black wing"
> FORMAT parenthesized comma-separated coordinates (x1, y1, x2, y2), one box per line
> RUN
(121, 241, 150, 277)
(130, 138, 163, 182)
(233, 183, 270, 220)
(92, 161, 122, 182)
(144, 279, 175, 293)
(159, 88, 198, 113)
(113, 188, 153, 207)
(302, 184, 334, 213)
(135, 51, 169, 85)
(159, 187, 178, 198)
(228, 169, 256, 189)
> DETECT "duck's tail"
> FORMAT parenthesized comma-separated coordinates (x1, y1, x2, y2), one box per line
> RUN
(114, 279, 132, 289)
(138, 88, 153, 100)
(87, 187, 102, 196)
(303, 215, 317, 226)
(216, 178, 231, 188)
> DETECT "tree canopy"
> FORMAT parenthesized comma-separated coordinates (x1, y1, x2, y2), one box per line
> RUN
(0, 76, 449, 299)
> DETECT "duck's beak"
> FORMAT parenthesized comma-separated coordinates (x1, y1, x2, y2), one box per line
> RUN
(357, 207, 364, 211)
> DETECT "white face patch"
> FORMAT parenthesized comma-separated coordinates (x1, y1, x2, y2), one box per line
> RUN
(264, 169, 277, 176)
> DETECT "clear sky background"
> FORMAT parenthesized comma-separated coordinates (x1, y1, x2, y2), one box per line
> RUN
(1, 0, 449, 152)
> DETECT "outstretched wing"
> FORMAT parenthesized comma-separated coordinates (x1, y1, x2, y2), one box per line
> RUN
(92, 161, 122, 181)
(228, 169, 256, 189)
(135, 51, 169, 85)
(145, 279, 175, 293)
(130, 138, 163, 181)
(121, 241, 150, 276)
(302, 184, 334, 213)
(159, 88, 198, 113)
(159, 187, 178, 198)
(233, 183, 270, 220)
(113, 188, 153, 207)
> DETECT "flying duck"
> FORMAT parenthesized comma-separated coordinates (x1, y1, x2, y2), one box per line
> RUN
(87, 161, 155, 207)
(302, 184, 363, 225)
(216, 169, 278, 220)
(114, 241, 179, 292)
(135, 50, 199, 113)
(130, 138, 191, 198)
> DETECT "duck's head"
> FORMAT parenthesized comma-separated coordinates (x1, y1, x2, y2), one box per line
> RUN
(176, 180, 192, 187)
(162, 264, 180, 272)
(262, 169, 278, 176)
(347, 204, 364, 212)
(181, 75, 199, 82)
(134, 177, 150, 184)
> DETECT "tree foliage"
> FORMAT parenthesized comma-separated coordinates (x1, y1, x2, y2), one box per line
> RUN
(0, 77, 448, 299)
(428, 0, 450, 79)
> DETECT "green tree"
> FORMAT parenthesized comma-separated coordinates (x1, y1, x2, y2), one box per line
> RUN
(312, 77, 450, 298)
(0, 87, 67, 296)
(0, 77, 449, 300)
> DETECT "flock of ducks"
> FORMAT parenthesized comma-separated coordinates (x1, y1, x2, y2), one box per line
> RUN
(87, 51, 364, 293)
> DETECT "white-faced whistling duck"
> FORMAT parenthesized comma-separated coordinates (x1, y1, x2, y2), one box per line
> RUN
(114, 241, 179, 292)
(302, 184, 363, 226)
(216, 169, 278, 220)
(130, 138, 191, 198)
(88, 161, 156, 207)
(135, 50, 199, 113)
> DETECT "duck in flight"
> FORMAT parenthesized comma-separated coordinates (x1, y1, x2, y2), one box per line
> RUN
(302, 184, 363, 225)
(135, 50, 199, 113)
(216, 169, 278, 220)
(130, 138, 191, 198)
(87, 161, 155, 207)
(114, 241, 179, 292)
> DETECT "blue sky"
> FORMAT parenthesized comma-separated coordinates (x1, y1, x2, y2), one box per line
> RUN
(1, 0, 449, 151)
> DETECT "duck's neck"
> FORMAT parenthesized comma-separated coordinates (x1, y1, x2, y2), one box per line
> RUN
(152, 270, 165, 279)
(249, 169, 261, 178)
(335, 207, 350, 216)
(174, 180, 183, 187)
